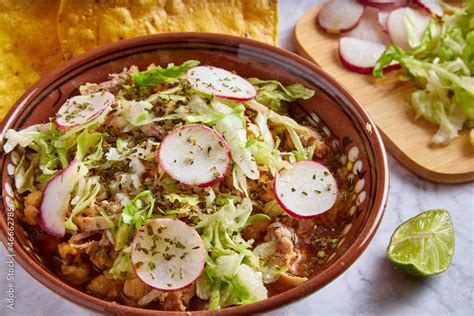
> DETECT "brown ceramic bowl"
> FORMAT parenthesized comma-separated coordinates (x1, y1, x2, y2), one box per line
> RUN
(0, 33, 388, 314)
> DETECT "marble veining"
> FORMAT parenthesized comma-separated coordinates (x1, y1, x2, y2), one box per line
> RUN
(1, 1, 473, 315)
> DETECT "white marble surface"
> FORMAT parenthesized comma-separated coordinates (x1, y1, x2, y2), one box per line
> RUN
(1, 1, 473, 315)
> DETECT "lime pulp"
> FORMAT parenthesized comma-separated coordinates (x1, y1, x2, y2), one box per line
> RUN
(387, 209, 454, 277)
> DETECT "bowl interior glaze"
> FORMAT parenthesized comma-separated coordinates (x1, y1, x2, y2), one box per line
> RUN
(0, 33, 388, 315)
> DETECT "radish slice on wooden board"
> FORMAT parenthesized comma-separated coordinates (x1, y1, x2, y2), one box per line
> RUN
(56, 92, 114, 129)
(357, 0, 407, 10)
(345, 8, 391, 45)
(339, 37, 400, 74)
(273, 161, 338, 218)
(39, 160, 80, 238)
(413, 0, 443, 18)
(387, 8, 431, 51)
(158, 124, 230, 187)
(378, 10, 391, 33)
(131, 218, 206, 291)
(186, 66, 256, 101)
(317, 0, 364, 34)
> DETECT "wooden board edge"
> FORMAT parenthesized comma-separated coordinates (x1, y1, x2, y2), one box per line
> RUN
(380, 131, 474, 184)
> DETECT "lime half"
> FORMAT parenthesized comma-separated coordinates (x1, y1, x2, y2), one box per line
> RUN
(387, 209, 454, 277)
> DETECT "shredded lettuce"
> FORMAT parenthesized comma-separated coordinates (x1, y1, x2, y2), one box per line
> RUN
(245, 214, 271, 227)
(115, 223, 135, 251)
(245, 99, 310, 136)
(120, 190, 155, 230)
(114, 191, 156, 251)
(110, 249, 132, 279)
(248, 141, 291, 175)
(248, 78, 315, 113)
(196, 275, 211, 300)
(255, 112, 274, 149)
(145, 85, 187, 103)
(246, 112, 292, 174)
(3, 123, 50, 153)
(234, 264, 267, 300)
(65, 163, 100, 231)
(106, 139, 157, 163)
(4, 116, 111, 183)
(232, 165, 250, 196)
(195, 198, 267, 310)
(14, 155, 38, 194)
(210, 99, 260, 180)
(154, 110, 227, 124)
(75, 129, 103, 162)
(214, 254, 245, 277)
(164, 193, 200, 206)
(120, 99, 154, 126)
(287, 127, 307, 161)
(195, 198, 253, 233)
(374, 4, 474, 146)
(132, 60, 199, 88)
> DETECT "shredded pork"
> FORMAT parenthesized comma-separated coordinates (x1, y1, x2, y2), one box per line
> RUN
(80, 66, 138, 95)
(141, 123, 168, 140)
(264, 222, 297, 265)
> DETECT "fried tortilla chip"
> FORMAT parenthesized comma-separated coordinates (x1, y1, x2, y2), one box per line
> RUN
(58, 0, 278, 59)
(0, 1, 64, 119)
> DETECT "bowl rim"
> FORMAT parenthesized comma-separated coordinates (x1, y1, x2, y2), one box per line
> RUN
(0, 32, 389, 315)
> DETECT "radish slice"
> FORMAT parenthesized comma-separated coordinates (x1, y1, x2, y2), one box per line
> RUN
(357, 0, 407, 10)
(56, 92, 114, 129)
(273, 161, 338, 218)
(413, 0, 443, 18)
(317, 0, 364, 34)
(131, 218, 205, 291)
(158, 124, 230, 187)
(39, 160, 80, 238)
(339, 37, 399, 74)
(387, 8, 431, 51)
(378, 10, 391, 33)
(186, 66, 256, 101)
(345, 8, 391, 45)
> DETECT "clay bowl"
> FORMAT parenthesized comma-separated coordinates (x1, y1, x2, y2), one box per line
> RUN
(0, 33, 388, 314)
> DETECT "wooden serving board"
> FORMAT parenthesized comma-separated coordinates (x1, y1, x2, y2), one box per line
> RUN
(294, 5, 474, 184)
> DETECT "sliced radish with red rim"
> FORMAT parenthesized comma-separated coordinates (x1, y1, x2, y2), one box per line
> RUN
(345, 8, 391, 45)
(357, 0, 407, 10)
(158, 124, 230, 187)
(413, 0, 443, 18)
(56, 92, 114, 129)
(273, 161, 338, 218)
(186, 66, 256, 101)
(131, 218, 206, 291)
(387, 8, 431, 51)
(39, 160, 80, 237)
(339, 37, 400, 74)
(317, 0, 364, 34)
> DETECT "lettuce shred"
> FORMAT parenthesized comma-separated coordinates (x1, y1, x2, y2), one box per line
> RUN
(132, 60, 199, 88)
(195, 198, 267, 309)
(248, 78, 315, 113)
(373, 3, 474, 145)
(110, 249, 132, 280)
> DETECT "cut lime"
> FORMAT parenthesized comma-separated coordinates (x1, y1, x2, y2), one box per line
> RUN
(387, 209, 454, 277)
